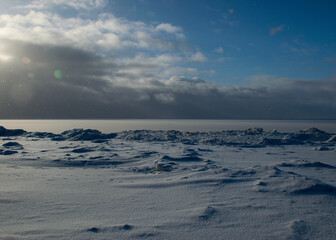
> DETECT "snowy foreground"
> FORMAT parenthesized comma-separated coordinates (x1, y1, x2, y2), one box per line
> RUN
(0, 126, 335, 240)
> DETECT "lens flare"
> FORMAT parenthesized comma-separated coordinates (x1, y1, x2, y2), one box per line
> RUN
(54, 70, 62, 79)
(21, 56, 32, 64)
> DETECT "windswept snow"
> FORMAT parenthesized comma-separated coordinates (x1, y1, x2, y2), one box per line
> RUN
(0, 126, 335, 239)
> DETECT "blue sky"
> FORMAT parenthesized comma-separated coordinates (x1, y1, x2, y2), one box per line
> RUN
(102, 0, 336, 84)
(0, 0, 335, 119)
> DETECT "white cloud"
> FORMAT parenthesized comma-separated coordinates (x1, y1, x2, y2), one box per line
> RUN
(214, 47, 223, 53)
(0, 10, 185, 52)
(114, 53, 197, 82)
(156, 23, 181, 33)
(125, 53, 183, 66)
(285, 38, 319, 56)
(247, 74, 288, 88)
(155, 23, 184, 38)
(154, 93, 175, 103)
(111, 51, 203, 81)
(0, 1, 214, 106)
(163, 67, 199, 76)
(191, 52, 207, 62)
(22, 0, 107, 10)
(165, 76, 219, 95)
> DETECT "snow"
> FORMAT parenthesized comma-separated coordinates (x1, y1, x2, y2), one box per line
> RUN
(0, 126, 335, 239)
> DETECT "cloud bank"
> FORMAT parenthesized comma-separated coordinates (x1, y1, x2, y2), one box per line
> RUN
(0, 40, 335, 119)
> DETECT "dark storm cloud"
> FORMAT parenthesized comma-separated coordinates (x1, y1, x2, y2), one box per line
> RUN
(0, 40, 335, 119)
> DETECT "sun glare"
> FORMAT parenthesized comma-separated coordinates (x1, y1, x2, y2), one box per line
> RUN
(0, 54, 13, 62)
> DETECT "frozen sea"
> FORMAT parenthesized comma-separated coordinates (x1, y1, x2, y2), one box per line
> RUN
(0, 120, 335, 239)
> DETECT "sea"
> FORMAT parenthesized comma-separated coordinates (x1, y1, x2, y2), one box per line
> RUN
(0, 119, 335, 134)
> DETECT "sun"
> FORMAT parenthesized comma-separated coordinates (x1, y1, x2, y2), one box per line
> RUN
(0, 54, 13, 62)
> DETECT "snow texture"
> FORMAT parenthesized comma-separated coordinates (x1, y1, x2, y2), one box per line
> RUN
(0, 126, 335, 239)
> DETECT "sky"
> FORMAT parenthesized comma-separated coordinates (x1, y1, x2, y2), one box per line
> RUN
(0, 0, 335, 119)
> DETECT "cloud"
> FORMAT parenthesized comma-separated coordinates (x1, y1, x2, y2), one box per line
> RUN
(219, 12, 237, 27)
(0, 1, 205, 82)
(114, 53, 191, 80)
(123, 53, 183, 66)
(208, 7, 237, 27)
(21, 0, 107, 10)
(283, 38, 319, 56)
(270, 24, 285, 36)
(191, 52, 207, 62)
(0, 2, 334, 120)
(155, 23, 184, 38)
(0, 40, 335, 119)
(0, 10, 186, 52)
(154, 93, 175, 103)
(214, 47, 224, 53)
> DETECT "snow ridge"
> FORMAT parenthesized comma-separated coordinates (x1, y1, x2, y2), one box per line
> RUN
(0, 126, 335, 147)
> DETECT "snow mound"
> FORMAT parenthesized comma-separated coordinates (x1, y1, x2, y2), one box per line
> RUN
(292, 181, 336, 195)
(277, 160, 335, 169)
(2, 141, 23, 150)
(0, 149, 18, 155)
(287, 127, 331, 142)
(326, 135, 336, 143)
(287, 220, 311, 240)
(115, 127, 335, 147)
(71, 147, 95, 153)
(87, 227, 100, 233)
(86, 224, 133, 233)
(0, 126, 26, 136)
(27, 131, 60, 139)
(198, 206, 218, 221)
(258, 137, 298, 145)
(61, 129, 117, 141)
(252, 166, 336, 195)
(154, 160, 177, 172)
(52, 157, 127, 167)
(161, 155, 203, 162)
(314, 146, 332, 151)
